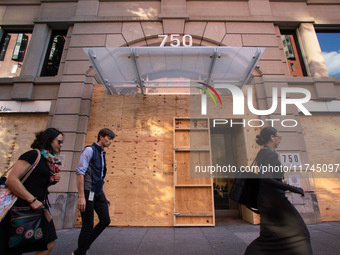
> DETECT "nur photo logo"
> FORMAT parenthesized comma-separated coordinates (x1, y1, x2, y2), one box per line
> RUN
(197, 82, 223, 115)
(197, 83, 312, 117)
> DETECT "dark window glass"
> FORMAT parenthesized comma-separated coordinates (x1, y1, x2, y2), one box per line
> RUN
(0, 31, 32, 78)
(0, 34, 11, 61)
(11, 33, 28, 62)
(41, 30, 67, 76)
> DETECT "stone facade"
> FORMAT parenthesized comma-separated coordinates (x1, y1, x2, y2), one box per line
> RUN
(1, 0, 340, 228)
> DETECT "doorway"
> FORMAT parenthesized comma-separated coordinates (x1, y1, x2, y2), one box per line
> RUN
(210, 122, 241, 220)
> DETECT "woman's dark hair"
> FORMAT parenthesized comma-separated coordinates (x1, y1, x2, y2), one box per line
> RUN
(97, 128, 115, 142)
(31, 128, 63, 151)
(256, 127, 277, 146)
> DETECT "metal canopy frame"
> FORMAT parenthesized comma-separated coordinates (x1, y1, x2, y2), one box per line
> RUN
(84, 46, 265, 95)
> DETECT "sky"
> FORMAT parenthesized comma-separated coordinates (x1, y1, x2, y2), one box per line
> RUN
(316, 32, 340, 77)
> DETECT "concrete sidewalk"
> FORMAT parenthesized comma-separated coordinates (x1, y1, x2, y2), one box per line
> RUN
(38, 219, 340, 255)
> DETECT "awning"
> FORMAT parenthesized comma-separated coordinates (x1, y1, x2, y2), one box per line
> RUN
(83, 46, 265, 95)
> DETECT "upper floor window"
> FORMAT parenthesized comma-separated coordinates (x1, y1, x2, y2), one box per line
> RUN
(0, 30, 32, 78)
(316, 31, 340, 77)
(40, 30, 67, 76)
(280, 30, 307, 77)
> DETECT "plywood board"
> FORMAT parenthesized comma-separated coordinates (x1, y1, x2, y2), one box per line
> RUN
(173, 117, 214, 226)
(75, 86, 190, 227)
(175, 151, 211, 186)
(175, 216, 214, 225)
(175, 187, 213, 212)
(76, 85, 263, 226)
(300, 114, 340, 221)
(0, 114, 48, 173)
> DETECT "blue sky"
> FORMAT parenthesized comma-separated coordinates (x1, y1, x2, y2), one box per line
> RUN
(316, 32, 340, 77)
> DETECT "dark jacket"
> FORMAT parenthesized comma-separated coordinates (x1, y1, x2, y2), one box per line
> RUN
(84, 143, 107, 193)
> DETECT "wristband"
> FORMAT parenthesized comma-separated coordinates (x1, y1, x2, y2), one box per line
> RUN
(29, 197, 37, 204)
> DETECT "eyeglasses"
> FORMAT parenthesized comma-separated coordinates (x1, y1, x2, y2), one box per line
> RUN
(57, 140, 63, 145)
(274, 135, 282, 140)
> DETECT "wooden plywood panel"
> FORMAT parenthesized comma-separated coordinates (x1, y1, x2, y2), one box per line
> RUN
(174, 119, 209, 129)
(175, 216, 213, 225)
(300, 114, 340, 221)
(0, 114, 48, 172)
(191, 130, 210, 149)
(175, 151, 211, 186)
(175, 187, 212, 212)
(174, 130, 190, 149)
(173, 117, 214, 226)
(174, 130, 210, 149)
(76, 85, 190, 227)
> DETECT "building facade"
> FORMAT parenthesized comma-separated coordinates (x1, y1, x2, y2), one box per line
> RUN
(1, 0, 340, 229)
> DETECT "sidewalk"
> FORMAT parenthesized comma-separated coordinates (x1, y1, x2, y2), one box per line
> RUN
(40, 219, 340, 255)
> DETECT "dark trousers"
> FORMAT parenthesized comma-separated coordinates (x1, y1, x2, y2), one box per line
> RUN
(75, 190, 110, 255)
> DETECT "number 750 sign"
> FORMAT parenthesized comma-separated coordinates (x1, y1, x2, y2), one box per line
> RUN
(158, 34, 193, 47)
(280, 153, 302, 166)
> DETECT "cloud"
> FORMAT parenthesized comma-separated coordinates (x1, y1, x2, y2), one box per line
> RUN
(322, 51, 340, 77)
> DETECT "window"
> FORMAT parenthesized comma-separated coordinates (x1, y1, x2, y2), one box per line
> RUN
(316, 31, 340, 77)
(11, 33, 29, 61)
(0, 31, 32, 78)
(41, 30, 67, 76)
(280, 30, 307, 77)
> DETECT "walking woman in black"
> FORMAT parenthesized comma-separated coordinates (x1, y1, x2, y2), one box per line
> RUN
(0, 128, 63, 255)
(245, 127, 313, 255)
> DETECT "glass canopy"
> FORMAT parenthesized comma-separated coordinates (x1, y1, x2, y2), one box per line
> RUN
(83, 46, 265, 95)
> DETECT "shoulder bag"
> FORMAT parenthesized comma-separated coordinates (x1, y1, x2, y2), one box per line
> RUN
(0, 149, 41, 222)
(8, 206, 47, 249)
(229, 159, 260, 214)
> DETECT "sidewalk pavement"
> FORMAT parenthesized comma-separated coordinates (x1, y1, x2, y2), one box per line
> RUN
(32, 219, 340, 255)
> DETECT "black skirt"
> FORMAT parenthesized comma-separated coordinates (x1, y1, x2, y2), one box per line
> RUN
(245, 186, 313, 255)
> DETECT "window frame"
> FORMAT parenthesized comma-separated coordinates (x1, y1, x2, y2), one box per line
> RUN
(0, 28, 33, 78)
(280, 29, 308, 77)
(40, 29, 67, 77)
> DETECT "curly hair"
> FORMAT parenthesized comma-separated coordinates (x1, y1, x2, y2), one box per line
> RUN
(31, 128, 63, 152)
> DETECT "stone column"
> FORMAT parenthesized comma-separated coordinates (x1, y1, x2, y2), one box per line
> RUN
(48, 25, 94, 229)
(298, 23, 329, 78)
(11, 24, 49, 100)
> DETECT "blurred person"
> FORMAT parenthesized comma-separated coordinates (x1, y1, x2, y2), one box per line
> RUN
(245, 127, 312, 255)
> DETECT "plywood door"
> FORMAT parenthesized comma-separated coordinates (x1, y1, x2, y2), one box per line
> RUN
(173, 118, 215, 226)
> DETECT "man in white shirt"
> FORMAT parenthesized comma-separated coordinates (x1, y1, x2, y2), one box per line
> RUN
(72, 128, 115, 255)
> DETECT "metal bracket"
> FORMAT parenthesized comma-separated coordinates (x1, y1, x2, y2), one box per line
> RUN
(131, 48, 145, 95)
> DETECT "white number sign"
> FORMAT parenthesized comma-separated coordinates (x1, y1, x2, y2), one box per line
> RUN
(280, 153, 302, 166)
(158, 34, 193, 47)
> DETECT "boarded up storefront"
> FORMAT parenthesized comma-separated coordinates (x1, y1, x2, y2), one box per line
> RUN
(75, 86, 189, 227)
(300, 114, 340, 221)
(0, 113, 49, 172)
(75, 85, 261, 227)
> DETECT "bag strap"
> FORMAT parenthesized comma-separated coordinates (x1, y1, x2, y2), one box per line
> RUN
(1, 163, 15, 178)
(1, 149, 41, 180)
(251, 157, 257, 167)
(20, 149, 41, 183)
